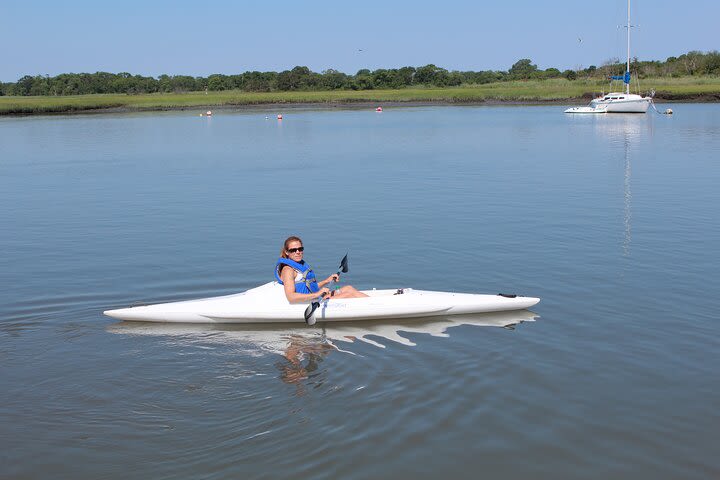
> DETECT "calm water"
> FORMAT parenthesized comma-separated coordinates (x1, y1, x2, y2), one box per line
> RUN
(1, 105, 718, 479)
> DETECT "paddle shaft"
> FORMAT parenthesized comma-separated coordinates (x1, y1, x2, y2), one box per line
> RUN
(304, 255, 349, 324)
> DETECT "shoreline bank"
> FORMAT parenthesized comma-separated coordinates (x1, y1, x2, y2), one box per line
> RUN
(1, 91, 718, 117)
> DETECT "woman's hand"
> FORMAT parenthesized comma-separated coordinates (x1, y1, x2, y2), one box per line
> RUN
(324, 273, 340, 284)
(318, 287, 331, 298)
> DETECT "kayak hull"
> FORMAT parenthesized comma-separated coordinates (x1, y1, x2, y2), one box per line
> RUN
(104, 282, 540, 323)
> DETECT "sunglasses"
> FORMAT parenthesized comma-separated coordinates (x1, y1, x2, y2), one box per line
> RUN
(287, 247, 304, 254)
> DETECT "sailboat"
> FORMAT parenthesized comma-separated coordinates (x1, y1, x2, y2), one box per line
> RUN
(565, 0, 653, 114)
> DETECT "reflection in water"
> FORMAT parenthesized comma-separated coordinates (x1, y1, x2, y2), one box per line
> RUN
(623, 133, 632, 256)
(590, 114, 654, 256)
(107, 311, 538, 393)
(321, 311, 536, 348)
(276, 335, 336, 396)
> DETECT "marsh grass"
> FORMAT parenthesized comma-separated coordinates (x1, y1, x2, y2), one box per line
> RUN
(2, 77, 718, 115)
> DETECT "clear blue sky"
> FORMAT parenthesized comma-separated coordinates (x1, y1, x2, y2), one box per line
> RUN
(2, 0, 717, 82)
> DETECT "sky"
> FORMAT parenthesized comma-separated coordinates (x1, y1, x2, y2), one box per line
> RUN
(2, 0, 718, 82)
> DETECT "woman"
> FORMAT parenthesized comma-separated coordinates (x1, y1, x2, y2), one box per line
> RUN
(275, 236, 368, 303)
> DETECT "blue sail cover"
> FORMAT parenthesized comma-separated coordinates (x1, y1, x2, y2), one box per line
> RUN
(610, 72, 632, 84)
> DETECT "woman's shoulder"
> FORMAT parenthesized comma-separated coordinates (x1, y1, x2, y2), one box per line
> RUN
(279, 263, 296, 275)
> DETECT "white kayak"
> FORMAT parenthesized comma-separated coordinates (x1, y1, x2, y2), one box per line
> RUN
(104, 281, 540, 324)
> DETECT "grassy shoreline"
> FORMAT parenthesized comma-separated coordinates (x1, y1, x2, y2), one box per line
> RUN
(1, 78, 719, 116)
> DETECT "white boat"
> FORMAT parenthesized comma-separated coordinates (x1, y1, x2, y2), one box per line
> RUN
(565, 0, 652, 114)
(103, 281, 540, 324)
(565, 92, 652, 114)
(564, 104, 609, 114)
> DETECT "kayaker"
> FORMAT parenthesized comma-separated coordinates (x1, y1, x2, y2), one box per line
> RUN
(276, 236, 368, 303)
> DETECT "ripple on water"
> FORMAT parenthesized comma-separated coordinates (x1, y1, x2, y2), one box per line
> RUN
(2, 105, 720, 479)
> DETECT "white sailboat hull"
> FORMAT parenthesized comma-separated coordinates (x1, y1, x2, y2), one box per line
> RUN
(104, 282, 540, 323)
(566, 93, 652, 114)
(599, 96, 652, 113)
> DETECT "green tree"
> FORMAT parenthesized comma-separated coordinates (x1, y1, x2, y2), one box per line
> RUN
(351, 72, 374, 90)
(228, 74, 244, 90)
(702, 51, 720, 74)
(14, 75, 35, 95)
(207, 74, 230, 91)
(446, 71, 464, 86)
(158, 74, 172, 92)
(471, 70, 505, 84)
(320, 69, 348, 89)
(397, 66, 416, 86)
(29, 75, 51, 95)
(371, 69, 393, 88)
(276, 66, 312, 90)
(509, 59, 538, 79)
(678, 51, 703, 75)
(543, 68, 562, 78)
(173, 75, 200, 92)
(242, 71, 275, 92)
(415, 64, 443, 85)
(431, 68, 451, 86)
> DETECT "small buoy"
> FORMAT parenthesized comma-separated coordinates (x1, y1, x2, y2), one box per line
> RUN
(376, 106, 383, 112)
(665, 108, 673, 115)
(206, 111, 212, 116)
(277, 114, 283, 120)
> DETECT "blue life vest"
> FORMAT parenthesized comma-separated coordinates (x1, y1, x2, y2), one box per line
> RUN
(275, 258, 320, 294)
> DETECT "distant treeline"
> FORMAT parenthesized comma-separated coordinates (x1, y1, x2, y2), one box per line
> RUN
(2, 51, 719, 97)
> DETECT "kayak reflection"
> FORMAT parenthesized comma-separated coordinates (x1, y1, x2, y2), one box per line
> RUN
(322, 311, 537, 348)
(106, 310, 538, 352)
(108, 311, 538, 394)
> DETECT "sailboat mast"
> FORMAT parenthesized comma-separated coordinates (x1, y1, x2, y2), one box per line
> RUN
(626, 0, 631, 95)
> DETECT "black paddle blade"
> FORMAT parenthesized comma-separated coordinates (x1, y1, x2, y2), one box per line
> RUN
(339, 254, 349, 273)
(304, 302, 319, 325)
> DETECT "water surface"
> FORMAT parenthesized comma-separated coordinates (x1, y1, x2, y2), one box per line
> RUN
(1, 105, 718, 479)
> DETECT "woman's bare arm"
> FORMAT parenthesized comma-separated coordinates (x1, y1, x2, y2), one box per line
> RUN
(280, 266, 330, 303)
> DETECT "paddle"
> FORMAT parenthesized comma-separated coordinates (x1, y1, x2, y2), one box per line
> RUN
(303, 254, 349, 325)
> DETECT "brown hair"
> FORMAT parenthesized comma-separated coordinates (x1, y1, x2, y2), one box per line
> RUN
(280, 236, 303, 259)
